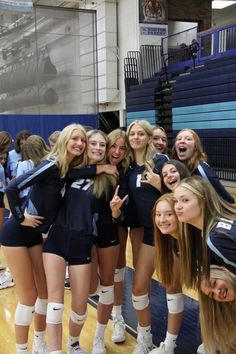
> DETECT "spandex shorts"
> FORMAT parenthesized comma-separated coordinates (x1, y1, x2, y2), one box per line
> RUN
(0, 217, 43, 248)
(94, 223, 119, 248)
(43, 225, 94, 265)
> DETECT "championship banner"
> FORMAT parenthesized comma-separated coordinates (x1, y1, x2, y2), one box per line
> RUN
(0, 0, 33, 12)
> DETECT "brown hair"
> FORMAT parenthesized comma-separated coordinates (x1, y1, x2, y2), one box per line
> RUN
(172, 129, 207, 173)
(153, 193, 179, 287)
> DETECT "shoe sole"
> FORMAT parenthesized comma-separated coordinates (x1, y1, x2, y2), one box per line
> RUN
(0, 282, 15, 289)
(112, 338, 126, 343)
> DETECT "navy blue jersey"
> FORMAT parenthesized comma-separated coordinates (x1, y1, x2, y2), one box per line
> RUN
(194, 161, 234, 203)
(207, 218, 236, 275)
(53, 177, 97, 236)
(6, 159, 97, 233)
(126, 154, 168, 228)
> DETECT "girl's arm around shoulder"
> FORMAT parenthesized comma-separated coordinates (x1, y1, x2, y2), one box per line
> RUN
(67, 164, 118, 179)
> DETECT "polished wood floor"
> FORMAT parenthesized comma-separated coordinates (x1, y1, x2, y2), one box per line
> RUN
(0, 244, 137, 354)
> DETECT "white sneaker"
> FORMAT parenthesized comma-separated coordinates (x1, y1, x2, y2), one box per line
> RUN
(112, 315, 126, 343)
(92, 336, 106, 354)
(32, 341, 49, 354)
(0, 269, 14, 289)
(132, 331, 153, 354)
(149, 342, 175, 354)
(67, 341, 87, 354)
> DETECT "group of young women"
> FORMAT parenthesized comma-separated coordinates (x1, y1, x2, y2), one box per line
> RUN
(0, 121, 235, 354)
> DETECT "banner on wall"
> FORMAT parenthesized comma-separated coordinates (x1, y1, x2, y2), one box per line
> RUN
(139, 0, 168, 24)
(0, 0, 33, 12)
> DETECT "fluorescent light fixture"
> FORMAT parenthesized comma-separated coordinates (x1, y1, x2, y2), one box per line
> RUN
(212, 1, 236, 9)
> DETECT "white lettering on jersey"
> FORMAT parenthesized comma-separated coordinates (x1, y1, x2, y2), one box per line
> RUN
(71, 179, 93, 191)
(136, 174, 142, 188)
(216, 218, 233, 231)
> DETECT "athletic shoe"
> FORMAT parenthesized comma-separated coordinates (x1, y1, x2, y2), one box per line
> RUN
(0, 269, 14, 289)
(92, 336, 106, 354)
(112, 315, 126, 343)
(149, 342, 175, 354)
(64, 277, 71, 290)
(32, 341, 49, 354)
(132, 331, 153, 354)
(67, 341, 87, 354)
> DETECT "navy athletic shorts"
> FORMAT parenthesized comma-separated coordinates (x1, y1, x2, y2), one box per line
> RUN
(0, 217, 43, 248)
(43, 225, 94, 265)
(94, 222, 119, 248)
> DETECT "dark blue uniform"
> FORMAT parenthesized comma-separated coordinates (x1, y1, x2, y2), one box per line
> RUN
(194, 161, 234, 203)
(207, 218, 236, 275)
(95, 183, 119, 248)
(1, 159, 97, 247)
(44, 177, 98, 264)
(126, 154, 168, 245)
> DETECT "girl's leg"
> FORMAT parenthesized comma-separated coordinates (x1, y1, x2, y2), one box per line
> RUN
(93, 245, 119, 353)
(89, 245, 99, 296)
(153, 254, 183, 354)
(129, 227, 144, 269)
(29, 244, 48, 353)
(132, 243, 155, 354)
(112, 227, 128, 343)
(2, 246, 38, 354)
(68, 263, 92, 353)
(43, 253, 66, 353)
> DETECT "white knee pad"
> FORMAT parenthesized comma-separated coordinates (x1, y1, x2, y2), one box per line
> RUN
(166, 293, 184, 314)
(132, 293, 149, 311)
(114, 268, 125, 283)
(46, 302, 64, 325)
(98, 285, 114, 305)
(70, 310, 87, 325)
(14, 303, 35, 326)
(35, 298, 48, 315)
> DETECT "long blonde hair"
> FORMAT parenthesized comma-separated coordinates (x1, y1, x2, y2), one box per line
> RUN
(177, 176, 236, 289)
(87, 129, 116, 200)
(172, 129, 207, 173)
(127, 120, 157, 173)
(107, 129, 130, 172)
(48, 124, 88, 177)
(199, 266, 236, 353)
(153, 193, 179, 287)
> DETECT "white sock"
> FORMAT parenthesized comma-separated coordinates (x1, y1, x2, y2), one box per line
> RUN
(138, 325, 151, 334)
(164, 332, 178, 348)
(50, 351, 62, 354)
(34, 330, 46, 344)
(68, 335, 79, 346)
(95, 322, 107, 339)
(112, 305, 122, 318)
(16, 343, 28, 354)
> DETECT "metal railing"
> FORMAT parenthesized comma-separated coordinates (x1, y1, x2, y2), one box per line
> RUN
(198, 23, 236, 60)
(124, 45, 162, 90)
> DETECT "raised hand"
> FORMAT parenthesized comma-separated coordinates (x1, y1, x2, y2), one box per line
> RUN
(110, 185, 128, 218)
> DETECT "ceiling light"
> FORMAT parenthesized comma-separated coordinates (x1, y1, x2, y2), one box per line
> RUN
(212, 1, 236, 9)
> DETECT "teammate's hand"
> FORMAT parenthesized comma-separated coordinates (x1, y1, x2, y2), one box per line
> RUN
(21, 211, 44, 228)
